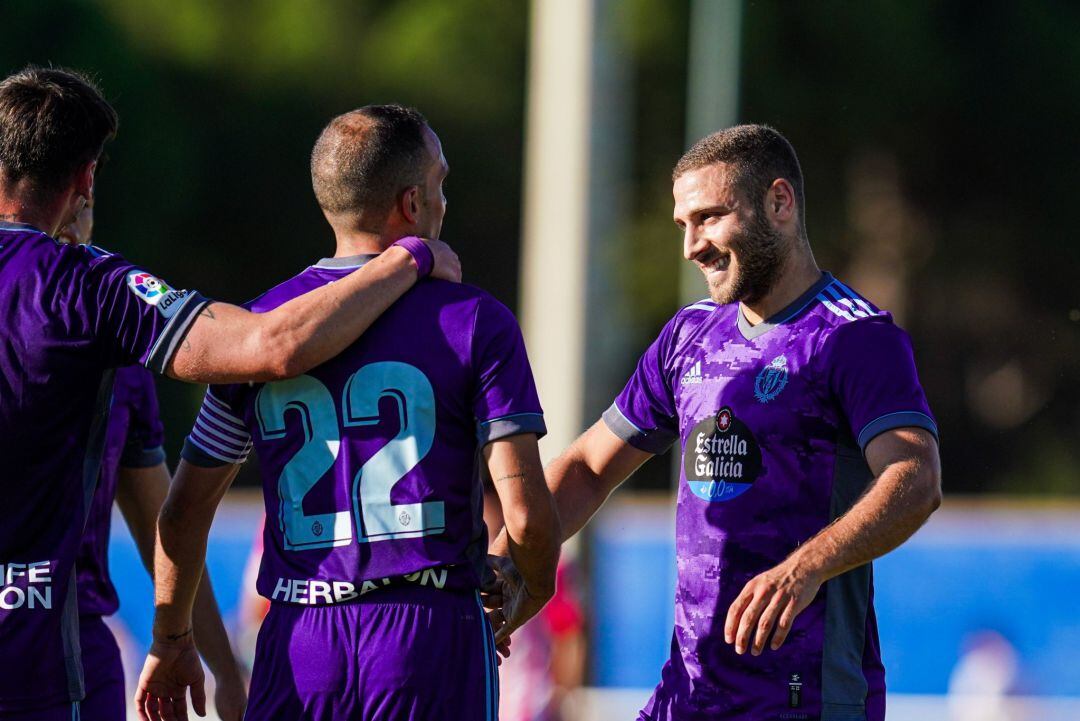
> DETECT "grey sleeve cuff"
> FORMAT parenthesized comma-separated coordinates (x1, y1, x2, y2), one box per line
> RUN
(181, 436, 233, 468)
(476, 412, 547, 445)
(145, 292, 210, 375)
(857, 411, 939, 451)
(120, 444, 166, 469)
(602, 403, 677, 455)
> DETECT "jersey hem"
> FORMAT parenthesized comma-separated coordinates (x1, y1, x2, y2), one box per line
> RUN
(602, 403, 676, 455)
(856, 411, 938, 451)
(476, 412, 546, 444)
(144, 292, 210, 374)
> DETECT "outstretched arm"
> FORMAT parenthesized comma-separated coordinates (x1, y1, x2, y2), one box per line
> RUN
(725, 427, 941, 657)
(167, 239, 460, 384)
(117, 463, 246, 721)
(489, 420, 652, 557)
(135, 460, 241, 721)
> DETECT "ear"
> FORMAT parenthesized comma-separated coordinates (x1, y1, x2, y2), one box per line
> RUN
(766, 178, 797, 224)
(399, 186, 422, 225)
(74, 161, 97, 202)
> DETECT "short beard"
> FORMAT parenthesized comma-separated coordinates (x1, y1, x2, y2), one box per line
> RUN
(708, 211, 786, 306)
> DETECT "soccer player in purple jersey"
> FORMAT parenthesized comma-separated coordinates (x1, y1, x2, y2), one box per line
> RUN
(0, 66, 460, 721)
(58, 207, 247, 721)
(138, 105, 561, 721)
(491, 125, 943, 721)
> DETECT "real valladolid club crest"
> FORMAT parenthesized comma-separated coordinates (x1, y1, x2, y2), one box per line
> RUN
(754, 355, 789, 404)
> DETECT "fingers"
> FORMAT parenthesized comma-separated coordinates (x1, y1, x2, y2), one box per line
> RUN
(770, 597, 800, 651)
(733, 587, 771, 655)
(190, 678, 207, 718)
(724, 585, 754, 645)
(135, 685, 150, 721)
(751, 592, 788, 656)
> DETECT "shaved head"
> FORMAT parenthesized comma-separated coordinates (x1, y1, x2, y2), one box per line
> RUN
(310, 104, 431, 230)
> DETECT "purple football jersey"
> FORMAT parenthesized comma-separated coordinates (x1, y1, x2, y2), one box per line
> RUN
(77, 365, 166, 617)
(0, 222, 207, 713)
(182, 254, 545, 605)
(604, 273, 937, 721)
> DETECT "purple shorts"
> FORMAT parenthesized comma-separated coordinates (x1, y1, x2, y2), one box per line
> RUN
(246, 585, 498, 721)
(77, 615, 125, 721)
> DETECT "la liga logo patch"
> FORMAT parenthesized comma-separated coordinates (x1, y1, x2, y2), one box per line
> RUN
(126, 270, 188, 318)
(127, 271, 172, 301)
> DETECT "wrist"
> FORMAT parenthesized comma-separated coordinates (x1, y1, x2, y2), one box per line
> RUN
(152, 622, 195, 647)
(390, 236, 434, 279)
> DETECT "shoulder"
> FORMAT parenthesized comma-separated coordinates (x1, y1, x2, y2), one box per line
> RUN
(663, 297, 730, 348)
(244, 267, 327, 313)
(809, 277, 911, 359)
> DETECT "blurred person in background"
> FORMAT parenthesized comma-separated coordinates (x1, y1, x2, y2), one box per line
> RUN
(0, 65, 457, 721)
(58, 202, 247, 721)
(490, 124, 942, 721)
(138, 104, 560, 721)
(483, 485, 586, 721)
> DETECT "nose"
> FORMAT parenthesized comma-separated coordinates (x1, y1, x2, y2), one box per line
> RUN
(683, 226, 707, 262)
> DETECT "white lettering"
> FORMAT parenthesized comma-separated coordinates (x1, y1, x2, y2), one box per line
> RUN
(272, 577, 292, 602)
(359, 580, 379, 595)
(28, 585, 51, 609)
(289, 580, 309, 604)
(308, 581, 333, 605)
(0, 586, 25, 609)
(5, 563, 25, 584)
(333, 581, 358, 603)
(28, 561, 50, 584)
(421, 568, 448, 589)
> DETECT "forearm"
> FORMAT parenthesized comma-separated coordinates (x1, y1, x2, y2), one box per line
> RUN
(546, 451, 617, 544)
(788, 458, 940, 581)
(191, 574, 241, 680)
(153, 496, 218, 638)
(168, 247, 418, 383)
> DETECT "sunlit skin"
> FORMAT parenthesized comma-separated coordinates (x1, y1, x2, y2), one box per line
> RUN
(672, 162, 822, 325)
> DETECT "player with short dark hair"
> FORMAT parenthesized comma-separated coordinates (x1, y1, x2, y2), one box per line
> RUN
(137, 105, 561, 721)
(58, 204, 247, 721)
(492, 124, 942, 721)
(0, 66, 459, 720)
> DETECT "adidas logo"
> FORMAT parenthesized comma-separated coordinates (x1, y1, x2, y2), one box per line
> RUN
(681, 360, 704, 385)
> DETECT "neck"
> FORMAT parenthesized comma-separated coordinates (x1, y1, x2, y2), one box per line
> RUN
(0, 189, 66, 236)
(740, 243, 822, 325)
(331, 229, 393, 257)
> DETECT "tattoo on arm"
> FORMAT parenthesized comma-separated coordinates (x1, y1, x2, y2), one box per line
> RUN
(165, 627, 193, 642)
(495, 472, 528, 483)
(0, 213, 16, 221)
(199, 306, 216, 320)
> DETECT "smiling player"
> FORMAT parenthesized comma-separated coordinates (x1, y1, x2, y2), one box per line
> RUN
(492, 124, 942, 721)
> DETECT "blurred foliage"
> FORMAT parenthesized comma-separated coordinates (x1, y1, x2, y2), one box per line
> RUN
(2, 0, 1077, 493)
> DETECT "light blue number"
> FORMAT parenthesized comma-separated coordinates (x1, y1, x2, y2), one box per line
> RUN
(255, 375, 352, 550)
(343, 362, 443, 541)
(255, 363, 441, 551)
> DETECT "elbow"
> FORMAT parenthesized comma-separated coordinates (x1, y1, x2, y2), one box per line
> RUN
(919, 470, 943, 520)
(253, 326, 307, 381)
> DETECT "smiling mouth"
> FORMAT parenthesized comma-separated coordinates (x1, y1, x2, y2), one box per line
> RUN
(697, 250, 731, 275)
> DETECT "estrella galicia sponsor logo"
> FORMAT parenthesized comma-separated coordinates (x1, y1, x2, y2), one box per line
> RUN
(754, 354, 789, 403)
(683, 406, 762, 502)
(126, 270, 189, 318)
(680, 360, 703, 385)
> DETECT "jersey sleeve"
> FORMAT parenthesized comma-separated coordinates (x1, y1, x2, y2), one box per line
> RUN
(181, 385, 254, 467)
(603, 315, 679, 454)
(824, 318, 939, 452)
(87, 248, 210, 373)
(471, 296, 546, 444)
(118, 367, 167, 469)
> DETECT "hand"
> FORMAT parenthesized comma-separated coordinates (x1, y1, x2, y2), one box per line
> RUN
(424, 238, 462, 283)
(211, 667, 247, 721)
(480, 555, 513, 664)
(135, 638, 207, 721)
(485, 555, 552, 646)
(58, 199, 94, 245)
(724, 558, 824, 656)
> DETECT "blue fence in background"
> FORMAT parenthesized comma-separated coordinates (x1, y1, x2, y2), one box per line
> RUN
(589, 499, 1080, 696)
(108, 496, 1080, 698)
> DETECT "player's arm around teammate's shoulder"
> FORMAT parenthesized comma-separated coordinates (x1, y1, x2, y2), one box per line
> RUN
(135, 459, 243, 721)
(164, 237, 461, 384)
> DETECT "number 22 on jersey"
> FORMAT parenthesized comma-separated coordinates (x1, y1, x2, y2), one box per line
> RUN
(255, 361, 444, 551)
